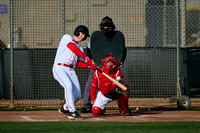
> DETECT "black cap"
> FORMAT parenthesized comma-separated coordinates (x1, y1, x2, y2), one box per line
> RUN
(74, 25, 90, 37)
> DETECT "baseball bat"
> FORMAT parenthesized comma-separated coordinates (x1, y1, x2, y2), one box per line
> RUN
(96, 68, 127, 91)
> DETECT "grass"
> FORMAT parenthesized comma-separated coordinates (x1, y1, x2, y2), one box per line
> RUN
(0, 121, 200, 133)
(0, 107, 200, 133)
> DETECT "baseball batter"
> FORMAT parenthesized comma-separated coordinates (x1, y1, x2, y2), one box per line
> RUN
(52, 25, 97, 119)
(90, 55, 131, 115)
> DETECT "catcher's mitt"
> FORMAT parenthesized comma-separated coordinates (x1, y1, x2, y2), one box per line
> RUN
(104, 90, 122, 100)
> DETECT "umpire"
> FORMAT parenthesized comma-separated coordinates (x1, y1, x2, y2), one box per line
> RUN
(79, 16, 127, 113)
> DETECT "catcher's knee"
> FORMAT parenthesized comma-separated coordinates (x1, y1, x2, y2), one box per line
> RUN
(91, 106, 105, 115)
(118, 83, 130, 107)
(118, 83, 130, 96)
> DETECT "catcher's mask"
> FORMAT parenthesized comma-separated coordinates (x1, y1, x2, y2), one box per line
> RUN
(100, 16, 115, 35)
(102, 54, 119, 72)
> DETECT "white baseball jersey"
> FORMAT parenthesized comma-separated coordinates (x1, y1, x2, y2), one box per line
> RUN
(54, 34, 84, 67)
(52, 34, 84, 112)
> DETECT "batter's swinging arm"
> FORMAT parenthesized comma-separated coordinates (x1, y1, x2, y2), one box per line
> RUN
(96, 68, 127, 91)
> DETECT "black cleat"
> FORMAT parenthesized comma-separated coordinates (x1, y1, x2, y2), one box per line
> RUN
(120, 110, 131, 116)
(79, 107, 91, 113)
(58, 106, 69, 115)
(120, 108, 131, 116)
(68, 111, 84, 119)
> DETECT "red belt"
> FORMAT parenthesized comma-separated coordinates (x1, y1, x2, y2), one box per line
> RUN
(57, 63, 73, 68)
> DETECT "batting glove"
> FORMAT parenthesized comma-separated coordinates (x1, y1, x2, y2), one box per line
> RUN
(89, 64, 97, 70)
(85, 56, 92, 66)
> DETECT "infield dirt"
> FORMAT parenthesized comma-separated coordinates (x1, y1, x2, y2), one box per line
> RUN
(0, 110, 200, 122)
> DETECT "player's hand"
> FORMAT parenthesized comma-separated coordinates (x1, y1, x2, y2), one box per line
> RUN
(85, 56, 92, 66)
(92, 59, 95, 65)
(119, 61, 123, 68)
(91, 100, 95, 105)
(89, 64, 97, 70)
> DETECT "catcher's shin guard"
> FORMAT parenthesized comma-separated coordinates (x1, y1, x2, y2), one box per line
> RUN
(91, 106, 105, 115)
(118, 83, 130, 113)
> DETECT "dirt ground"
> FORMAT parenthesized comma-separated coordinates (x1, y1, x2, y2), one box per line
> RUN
(0, 109, 200, 122)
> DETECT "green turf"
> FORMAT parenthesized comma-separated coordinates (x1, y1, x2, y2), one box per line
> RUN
(0, 121, 200, 133)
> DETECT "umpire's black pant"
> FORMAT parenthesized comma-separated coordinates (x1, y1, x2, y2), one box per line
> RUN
(82, 69, 95, 108)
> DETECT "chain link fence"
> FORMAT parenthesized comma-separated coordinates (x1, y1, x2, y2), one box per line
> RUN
(0, 0, 200, 108)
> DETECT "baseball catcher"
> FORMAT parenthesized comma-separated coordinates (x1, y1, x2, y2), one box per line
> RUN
(90, 54, 131, 115)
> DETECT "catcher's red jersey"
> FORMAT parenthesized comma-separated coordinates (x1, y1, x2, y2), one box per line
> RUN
(90, 67, 124, 101)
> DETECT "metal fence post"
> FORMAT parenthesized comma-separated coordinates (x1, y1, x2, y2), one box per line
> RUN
(176, 0, 181, 98)
(9, 0, 14, 108)
(60, 0, 65, 36)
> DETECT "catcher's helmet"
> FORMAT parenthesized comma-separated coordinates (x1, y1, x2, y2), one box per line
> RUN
(100, 16, 115, 35)
(102, 54, 119, 72)
(74, 25, 90, 40)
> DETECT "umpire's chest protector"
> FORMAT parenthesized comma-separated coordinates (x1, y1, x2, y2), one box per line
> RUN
(91, 31, 125, 66)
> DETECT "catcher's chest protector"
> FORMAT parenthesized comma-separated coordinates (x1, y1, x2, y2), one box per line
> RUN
(91, 31, 125, 66)
(94, 68, 122, 93)
(97, 71, 114, 89)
